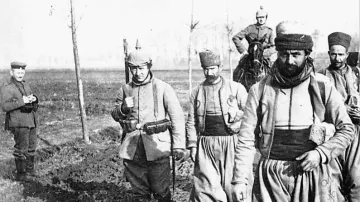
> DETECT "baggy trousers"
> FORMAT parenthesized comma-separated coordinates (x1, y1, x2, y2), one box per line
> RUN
(341, 124, 360, 201)
(190, 135, 252, 202)
(254, 159, 343, 202)
(123, 136, 171, 200)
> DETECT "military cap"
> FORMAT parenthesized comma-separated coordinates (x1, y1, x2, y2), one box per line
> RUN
(199, 50, 221, 68)
(127, 50, 152, 67)
(328, 32, 352, 50)
(256, 6, 267, 17)
(11, 61, 27, 69)
(275, 21, 313, 51)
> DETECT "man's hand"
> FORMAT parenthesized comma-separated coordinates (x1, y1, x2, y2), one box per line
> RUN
(123, 96, 134, 110)
(23, 96, 31, 104)
(190, 147, 197, 162)
(232, 183, 247, 201)
(28, 95, 37, 103)
(173, 148, 186, 161)
(295, 150, 321, 172)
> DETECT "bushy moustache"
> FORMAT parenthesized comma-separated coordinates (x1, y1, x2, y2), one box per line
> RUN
(206, 75, 218, 80)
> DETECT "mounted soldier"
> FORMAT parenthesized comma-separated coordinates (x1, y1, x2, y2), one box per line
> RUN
(232, 6, 276, 66)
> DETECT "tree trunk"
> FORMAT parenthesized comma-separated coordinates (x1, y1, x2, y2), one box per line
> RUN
(188, 0, 195, 97)
(70, 0, 90, 144)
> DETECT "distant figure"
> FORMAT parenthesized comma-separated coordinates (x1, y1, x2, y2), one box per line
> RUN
(319, 32, 360, 201)
(232, 21, 354, 202)
(347, 52, 359, 68)
(0, 62, 39, 182)
(186, 50, 248, 202)
(111, 49, 186, 202)
(232, 6, 276, 65)
(233, 35, 272, 91)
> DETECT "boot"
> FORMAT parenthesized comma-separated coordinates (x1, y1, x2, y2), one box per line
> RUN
(26, 155, 37, 177)
(15, 159, 29, 182)
(155, 192, 172, 202)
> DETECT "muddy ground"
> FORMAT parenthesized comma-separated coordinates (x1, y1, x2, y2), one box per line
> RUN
(1, 124, 194, 202)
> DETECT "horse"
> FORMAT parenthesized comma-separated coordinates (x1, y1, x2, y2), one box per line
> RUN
(233, 34, 272, 91)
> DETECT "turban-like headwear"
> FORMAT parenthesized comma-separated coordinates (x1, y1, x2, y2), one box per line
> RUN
(275, 21, 313, 51)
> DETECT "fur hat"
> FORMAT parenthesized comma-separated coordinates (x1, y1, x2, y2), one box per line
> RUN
(275, 21, 313, 51)
(328, 32, 351, 50)
(199, 50, 221, 68)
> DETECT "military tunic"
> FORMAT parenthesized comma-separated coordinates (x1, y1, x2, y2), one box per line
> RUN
(232, 23, 275, 56)
(111, 75, 185, 200)
(0, 77, 38, 159)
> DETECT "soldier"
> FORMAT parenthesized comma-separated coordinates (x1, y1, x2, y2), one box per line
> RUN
(186, 50, 248, 201)
(232, 21, 354, 202)
(319, 32, 360, 201)
(111, 49, 186, 202)
(232, 6, 276, 63)
(0, 62, 39, 182)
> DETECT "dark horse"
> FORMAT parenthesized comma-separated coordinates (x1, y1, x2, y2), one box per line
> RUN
(233, 35, 272, 91)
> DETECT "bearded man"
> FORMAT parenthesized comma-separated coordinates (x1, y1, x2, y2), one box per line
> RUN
(186, 50, 248, 202)
(232, 21, 354, 202)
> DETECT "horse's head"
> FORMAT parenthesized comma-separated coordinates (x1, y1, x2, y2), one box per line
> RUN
(245, 34, 267, 81)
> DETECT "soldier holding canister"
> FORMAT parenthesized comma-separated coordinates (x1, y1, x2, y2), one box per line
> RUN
(0, 61, 39, 182)
(111, 49, 186, 202)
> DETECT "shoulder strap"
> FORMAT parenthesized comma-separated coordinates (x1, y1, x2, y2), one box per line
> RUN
(152, 80, 158, 120)
(122, 83, 133, 97)
(317, 81, 326, 105)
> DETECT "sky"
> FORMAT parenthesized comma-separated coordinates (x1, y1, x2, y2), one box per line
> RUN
(0, 0, 359, 69)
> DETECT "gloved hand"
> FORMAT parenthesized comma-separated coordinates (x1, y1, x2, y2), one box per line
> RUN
(232, 183, 247, 201)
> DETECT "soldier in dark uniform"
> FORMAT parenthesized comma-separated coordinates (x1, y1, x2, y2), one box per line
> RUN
(232, 6, 276, 63)
(0, 62, 39, 182)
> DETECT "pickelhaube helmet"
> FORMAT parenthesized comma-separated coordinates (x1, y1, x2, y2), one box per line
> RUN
(256, 6, 267, 18)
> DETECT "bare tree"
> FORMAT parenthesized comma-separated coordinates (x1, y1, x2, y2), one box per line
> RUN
(188, 0, 199, 96)
(226, 0, 234, 80)
(70, 0, 90, 144)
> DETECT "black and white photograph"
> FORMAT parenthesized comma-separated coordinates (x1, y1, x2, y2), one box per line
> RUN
(0, 0, 359, 201)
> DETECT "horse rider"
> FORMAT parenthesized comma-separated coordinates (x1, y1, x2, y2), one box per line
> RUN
(232, 6, 276, 65)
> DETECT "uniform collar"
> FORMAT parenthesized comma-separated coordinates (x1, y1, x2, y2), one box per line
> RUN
(10, 77, 25, 84)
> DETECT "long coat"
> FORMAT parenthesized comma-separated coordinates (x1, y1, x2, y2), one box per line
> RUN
(111, 77, 185, 161)
(186, 77, 248, 148)
(0, 77, 37, 130)
(232, 73, 355, 184)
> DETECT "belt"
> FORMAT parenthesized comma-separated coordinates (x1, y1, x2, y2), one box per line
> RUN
(201, 131, 233, 136)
